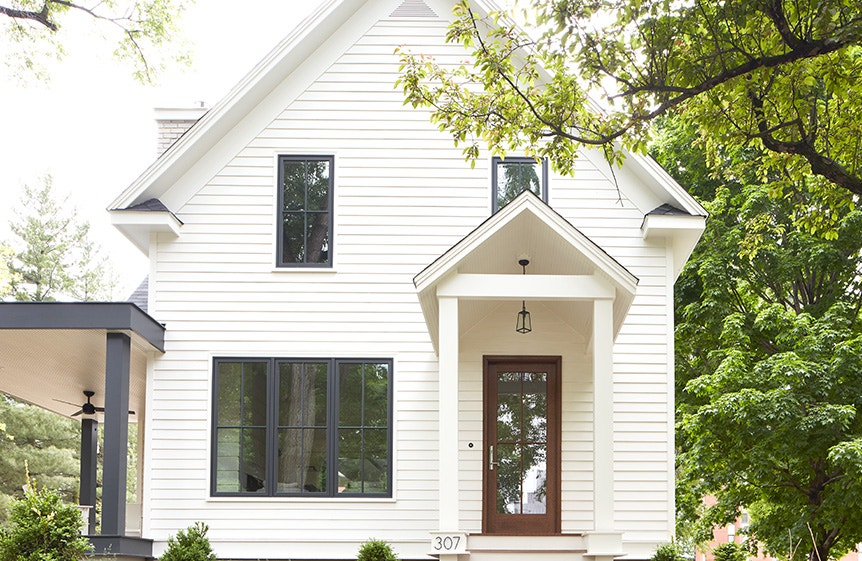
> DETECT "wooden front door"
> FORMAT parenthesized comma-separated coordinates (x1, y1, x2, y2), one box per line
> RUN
(483, 356, 561, 535)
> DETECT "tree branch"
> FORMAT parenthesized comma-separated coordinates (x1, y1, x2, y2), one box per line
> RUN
(0, 4, 57, 31)
(749, 92, 862, 195)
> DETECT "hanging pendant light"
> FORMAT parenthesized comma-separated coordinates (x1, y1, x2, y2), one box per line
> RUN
(516, 259, 532, 334)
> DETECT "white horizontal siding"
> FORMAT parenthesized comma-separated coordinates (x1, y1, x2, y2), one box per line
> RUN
(144, 10, 675, 559)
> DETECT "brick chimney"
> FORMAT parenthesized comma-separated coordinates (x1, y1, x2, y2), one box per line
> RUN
(154, 106, 208, 157)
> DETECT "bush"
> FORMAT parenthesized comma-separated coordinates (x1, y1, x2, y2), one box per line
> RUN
(652, 542, 686, 561)
(159, 522, 217, 561)
(713, 542, 748, 561)
(357, 538, 399, 561)
(0, 485, 91, 561)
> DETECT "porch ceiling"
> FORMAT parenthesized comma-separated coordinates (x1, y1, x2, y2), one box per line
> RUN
(0, 303, 164, 420)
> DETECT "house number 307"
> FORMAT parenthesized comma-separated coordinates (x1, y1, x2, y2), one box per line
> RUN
(430, 532, 467, 554)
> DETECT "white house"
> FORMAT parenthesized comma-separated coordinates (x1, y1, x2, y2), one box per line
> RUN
(0, 0, 705, 559)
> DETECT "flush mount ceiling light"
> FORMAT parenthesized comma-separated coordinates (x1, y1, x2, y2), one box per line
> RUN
(516, 258, 532, 334)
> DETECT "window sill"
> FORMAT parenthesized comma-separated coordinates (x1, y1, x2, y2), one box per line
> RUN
(271, 267, 338, 273)
(207, 495, 395, 503)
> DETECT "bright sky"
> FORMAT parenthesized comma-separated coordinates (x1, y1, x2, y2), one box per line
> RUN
(0, 1, 325, 297)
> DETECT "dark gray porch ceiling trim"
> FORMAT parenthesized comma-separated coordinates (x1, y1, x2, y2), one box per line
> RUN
(0, 302, 165, 352)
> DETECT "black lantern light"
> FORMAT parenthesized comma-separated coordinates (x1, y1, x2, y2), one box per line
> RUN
(515, 258, 532, 334)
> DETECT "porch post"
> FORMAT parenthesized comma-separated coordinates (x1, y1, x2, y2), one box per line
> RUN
(102, 332, 130, 536)
(592, 298, 614, 529)
(584, 298, 623, 560)
(79, 417, 98, 535)
(438, 295, 459, 531)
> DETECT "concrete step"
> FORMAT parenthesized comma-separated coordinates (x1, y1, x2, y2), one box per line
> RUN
(465, 534, 587, 560)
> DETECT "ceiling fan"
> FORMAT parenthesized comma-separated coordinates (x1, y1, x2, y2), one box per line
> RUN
(54, 390, 134, 417)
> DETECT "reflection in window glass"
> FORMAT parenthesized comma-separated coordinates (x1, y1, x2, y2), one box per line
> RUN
(278, 156, 333, 266)
(492, 157, 547, 212)
(212, 358, 391, 497)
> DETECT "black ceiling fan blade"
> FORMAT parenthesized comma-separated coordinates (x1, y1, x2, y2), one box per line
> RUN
(71, 409, 84, 417)
(53, 398, 81, 407)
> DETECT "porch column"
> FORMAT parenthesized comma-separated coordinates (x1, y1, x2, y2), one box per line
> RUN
(102, 332, 130, 536)
(438, 295, 459, 530)
(585, 298, 623, 559)
(79, 417, 98, 534)
(593, 298, 614, 529)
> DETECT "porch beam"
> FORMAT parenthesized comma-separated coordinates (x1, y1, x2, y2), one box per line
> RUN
(438, 296, 459, 530)
(101, 332, 131, 536)
(437, 274, 614, 300)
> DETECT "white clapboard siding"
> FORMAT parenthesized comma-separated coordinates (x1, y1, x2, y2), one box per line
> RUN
(142, 8, 676, 558)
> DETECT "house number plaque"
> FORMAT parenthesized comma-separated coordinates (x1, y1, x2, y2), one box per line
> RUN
(429, 532, 468, 555)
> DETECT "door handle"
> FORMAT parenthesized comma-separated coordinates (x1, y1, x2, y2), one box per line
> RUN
(489, 445, 498, 471)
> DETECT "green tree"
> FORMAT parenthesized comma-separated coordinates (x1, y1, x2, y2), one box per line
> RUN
(0, 396, 79, 521)
(0, 0, 189, 82)
(651, 116, 862, 561)
(397, 0, 862, 196)
(4, 175, 114, 302)
(0, 244, 11, 299)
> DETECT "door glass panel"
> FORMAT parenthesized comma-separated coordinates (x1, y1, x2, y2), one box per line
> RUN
(494, 370, 548, 516)
(496, 443, 520, 514)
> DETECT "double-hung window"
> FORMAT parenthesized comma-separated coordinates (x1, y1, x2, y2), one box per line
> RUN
(212, 358, 392, 497)
(492, 156, 548, 212)
(277, 155, 334, 267)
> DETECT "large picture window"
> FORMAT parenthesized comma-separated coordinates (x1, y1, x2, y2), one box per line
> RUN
(212, 358, 392, 497)
(277, 155, 334, 267)
(492, 156, 548, 213)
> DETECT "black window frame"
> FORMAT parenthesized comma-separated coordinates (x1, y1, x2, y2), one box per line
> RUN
(491, 156, 549, 213)
(211, 357, 393, 498)
(276, 155, 335, 268)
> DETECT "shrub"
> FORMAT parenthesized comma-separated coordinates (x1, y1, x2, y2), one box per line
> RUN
(652, 542, 686, 561)
(0, 485, 91, 561)
(357, 538, 399, 561)
(159, 522, 217, 561)
(713, 542, 748, 561)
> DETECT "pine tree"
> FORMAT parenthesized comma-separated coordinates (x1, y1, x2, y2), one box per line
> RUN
(4, 175, 114, 302)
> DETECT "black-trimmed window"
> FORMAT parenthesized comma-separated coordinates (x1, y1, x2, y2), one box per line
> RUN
(212, 358, 392, 497)
(492, 156, 548, 212)
(277, 156, 333, 267)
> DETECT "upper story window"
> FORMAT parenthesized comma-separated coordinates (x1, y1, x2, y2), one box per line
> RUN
(492, 156, 548, 213)
(277, 155, 334, 267)
(212, 357, 392, 497)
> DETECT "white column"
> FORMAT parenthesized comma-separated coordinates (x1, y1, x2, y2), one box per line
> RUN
(593, 298, 614, 528)
(438, 295, 459, 530)
(585, 298, 623, 559)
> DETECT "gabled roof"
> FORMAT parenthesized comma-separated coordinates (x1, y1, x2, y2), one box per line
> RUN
(109, 0, 704, 253)
(414, 191, 638, 351)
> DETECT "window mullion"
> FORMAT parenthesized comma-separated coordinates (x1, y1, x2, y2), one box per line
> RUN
(267, 358, 276, 496)
(329, 359, 338, 497)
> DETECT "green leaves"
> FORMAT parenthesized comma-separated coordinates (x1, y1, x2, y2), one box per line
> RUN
(399, 0, 862, 196)
(0, 485, 91, 561)
(3, 175, 115, 302)
(661, 112, 862, 560)
(0, 0, 190, 83)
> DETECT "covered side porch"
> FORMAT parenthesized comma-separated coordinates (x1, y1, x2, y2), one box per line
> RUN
(0, 302, 164, 560)
(415, 192, 638, 561)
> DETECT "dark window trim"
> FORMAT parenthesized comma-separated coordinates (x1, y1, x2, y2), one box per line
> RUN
(491, 156, 549, 213)
(211, 357, 393, 498)
(276, 155, 335, 268)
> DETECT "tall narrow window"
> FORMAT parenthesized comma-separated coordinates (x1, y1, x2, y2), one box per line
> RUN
(492, 156, 548, 212)
(278, 156, 334, 267)
(213, 360, 269, 494)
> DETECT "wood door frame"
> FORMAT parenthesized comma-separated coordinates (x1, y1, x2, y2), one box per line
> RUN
(482, 355, 562, 535)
